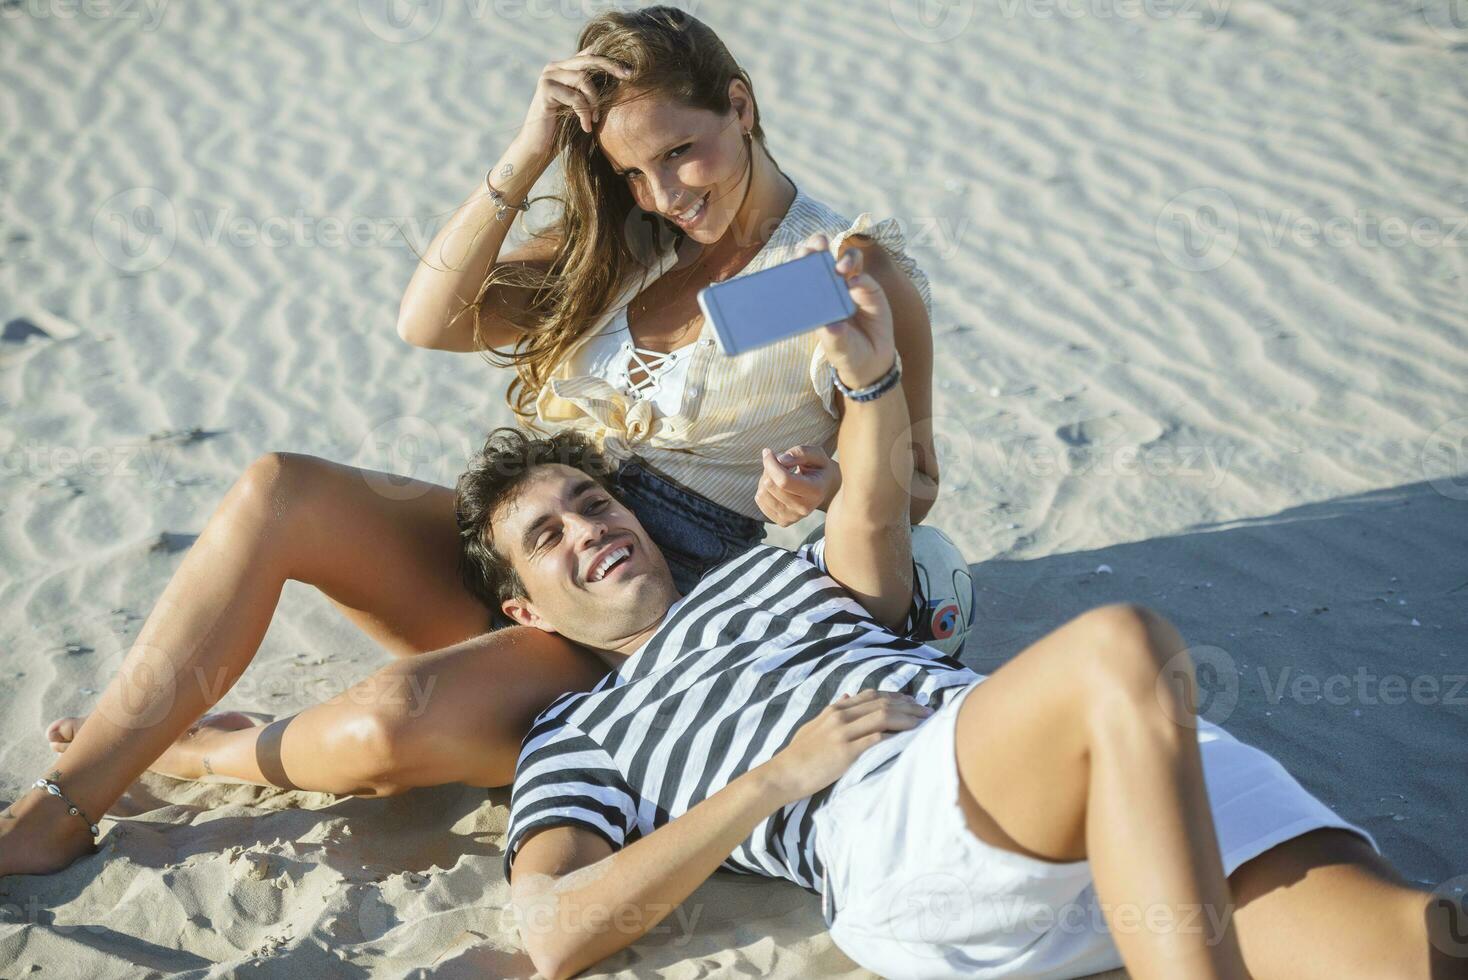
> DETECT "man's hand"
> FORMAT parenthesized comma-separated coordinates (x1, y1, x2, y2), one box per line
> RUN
(761, 690, 932, 804)
(756, 445, 841, 526)
(795, 232, 897, 390)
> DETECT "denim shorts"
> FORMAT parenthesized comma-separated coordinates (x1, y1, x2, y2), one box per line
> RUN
(612, 458, 766, 594)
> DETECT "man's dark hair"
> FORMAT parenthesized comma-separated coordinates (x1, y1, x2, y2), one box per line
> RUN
(455, 427, 620, 608)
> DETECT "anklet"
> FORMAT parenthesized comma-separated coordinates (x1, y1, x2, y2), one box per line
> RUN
(34, 777, 100, 839)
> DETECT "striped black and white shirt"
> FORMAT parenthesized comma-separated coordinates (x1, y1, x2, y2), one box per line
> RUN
(503, 541, 981, 895)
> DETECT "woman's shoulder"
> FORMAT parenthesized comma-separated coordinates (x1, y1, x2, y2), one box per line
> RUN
(784, 187, 934, 317)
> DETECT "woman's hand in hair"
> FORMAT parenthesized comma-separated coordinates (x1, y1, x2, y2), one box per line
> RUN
(756, 445, 840, 527)
(520, 46, 633, 154)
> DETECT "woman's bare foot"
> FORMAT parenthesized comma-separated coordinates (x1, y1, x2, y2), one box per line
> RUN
(149, 712, 261, 780)
(0, 784, 98, 878)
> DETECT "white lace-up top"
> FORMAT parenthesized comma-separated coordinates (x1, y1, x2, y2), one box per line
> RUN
(534, 186, 933, 520)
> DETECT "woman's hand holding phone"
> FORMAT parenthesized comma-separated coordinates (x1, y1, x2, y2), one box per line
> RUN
(795, 233, 897, 390)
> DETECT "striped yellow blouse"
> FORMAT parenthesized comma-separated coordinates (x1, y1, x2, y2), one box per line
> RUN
(533, 186, 933, 521)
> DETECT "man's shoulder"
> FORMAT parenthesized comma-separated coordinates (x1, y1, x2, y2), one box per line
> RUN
(693, 542, 830, 591)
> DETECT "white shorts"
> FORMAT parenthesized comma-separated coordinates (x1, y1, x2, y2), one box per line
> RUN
(811, 679, 1381, 980)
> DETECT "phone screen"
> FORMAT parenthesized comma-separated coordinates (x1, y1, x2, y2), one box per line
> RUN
(697, 249, 855, 356)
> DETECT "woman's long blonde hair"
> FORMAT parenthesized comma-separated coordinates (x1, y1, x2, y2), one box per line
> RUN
(466, 6, 774, 420)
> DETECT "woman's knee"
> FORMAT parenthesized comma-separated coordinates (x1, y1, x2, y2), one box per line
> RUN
(317, 698, 421, 796)
(235, 451, 333, 511)
(221, 452, 340, 568)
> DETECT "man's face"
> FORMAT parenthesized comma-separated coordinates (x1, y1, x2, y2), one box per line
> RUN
(492, 465, 679, 648)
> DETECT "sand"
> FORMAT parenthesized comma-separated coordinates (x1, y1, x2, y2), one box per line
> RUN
(1, 0, 1464, 976)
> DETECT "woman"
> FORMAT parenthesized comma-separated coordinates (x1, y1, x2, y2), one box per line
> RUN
(0, 7, 944, 878)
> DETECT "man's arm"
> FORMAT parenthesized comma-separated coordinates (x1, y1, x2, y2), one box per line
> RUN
(805, 238, 915, 632)
(834, 237, 941, 525)
(510, 764, 787, 980)
(509, 691, 929, 979)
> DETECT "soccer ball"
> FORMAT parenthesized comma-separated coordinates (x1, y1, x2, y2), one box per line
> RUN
(910, 525, 975, 658)
(800, 523, 976, 658)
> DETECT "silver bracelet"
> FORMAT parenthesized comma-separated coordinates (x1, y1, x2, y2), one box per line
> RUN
(831, 352, 903, 403)
(34, 776, 100, 839)
(483, 171, 531, 222)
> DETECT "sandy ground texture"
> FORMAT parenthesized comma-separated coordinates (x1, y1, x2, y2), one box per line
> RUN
(2, 0, 1465, 976)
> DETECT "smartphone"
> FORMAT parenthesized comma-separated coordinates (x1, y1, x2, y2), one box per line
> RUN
(698, 249, 856, 356)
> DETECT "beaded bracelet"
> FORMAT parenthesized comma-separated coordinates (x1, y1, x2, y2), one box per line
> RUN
(483, 171, 531, 222)
(35, 776, 100, 839)
(831, 352, 903, 403)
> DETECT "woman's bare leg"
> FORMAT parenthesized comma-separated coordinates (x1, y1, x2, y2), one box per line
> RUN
(139, 628, 607, 794)
(0, 452, 592, 877)
(951, 603, 1247, 979)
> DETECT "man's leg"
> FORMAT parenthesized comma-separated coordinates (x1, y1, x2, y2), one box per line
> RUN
(950, 603, 1439, 979)
(951, 603, 1245, 980)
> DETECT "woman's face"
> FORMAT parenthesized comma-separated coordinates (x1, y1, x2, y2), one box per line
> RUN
(596, 82, 753, 246)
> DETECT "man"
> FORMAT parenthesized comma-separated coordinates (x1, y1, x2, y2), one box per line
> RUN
(462, 235, 1448, 979)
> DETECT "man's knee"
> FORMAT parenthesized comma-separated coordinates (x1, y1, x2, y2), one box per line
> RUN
(1075, 603, 1196, 728)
